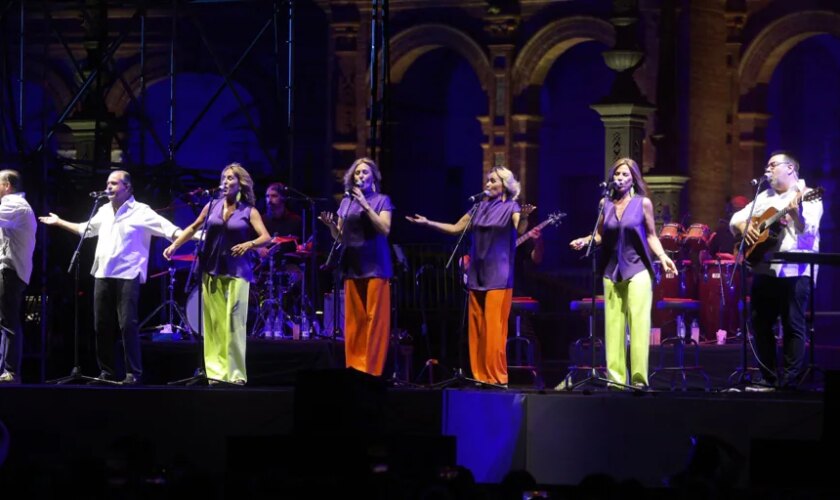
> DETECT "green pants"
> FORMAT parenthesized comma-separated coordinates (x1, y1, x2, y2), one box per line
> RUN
(603, 271, 652, 386)
(202, 273, 250, 383)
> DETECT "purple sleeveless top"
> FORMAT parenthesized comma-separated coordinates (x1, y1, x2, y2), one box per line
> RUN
(467, 198, 520, 291)
(600, 195, 654, 282)
(338, 192, 394, 280)
(202, 200, 257, 282)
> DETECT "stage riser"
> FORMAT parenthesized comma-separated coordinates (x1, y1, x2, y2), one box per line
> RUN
(444, 390, 824, 488)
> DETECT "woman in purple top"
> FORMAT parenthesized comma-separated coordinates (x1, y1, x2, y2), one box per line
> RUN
(569, 158, 677, 388)
(319, 158, 394, 376)
(164, 163, 271, 384)
(407, 166, 534, 386)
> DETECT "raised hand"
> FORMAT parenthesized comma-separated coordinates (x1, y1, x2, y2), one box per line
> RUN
(569, 236, 590, 251)
(319, 211, 337, 228)
(38, 213, 61, 225)
(521, 204, 536, 218)
(405, 214, 428, 225)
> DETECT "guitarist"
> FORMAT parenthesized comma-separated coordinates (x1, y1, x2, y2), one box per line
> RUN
(729, 151, 823, 392)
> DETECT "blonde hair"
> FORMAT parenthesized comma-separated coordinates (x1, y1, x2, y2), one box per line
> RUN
(490, 166, 521, 201)
(223, 162, 256, 205)
(343, 157, 382, 193)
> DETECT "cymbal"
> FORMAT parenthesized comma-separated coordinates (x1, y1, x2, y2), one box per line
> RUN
(170, 254, 196, 262)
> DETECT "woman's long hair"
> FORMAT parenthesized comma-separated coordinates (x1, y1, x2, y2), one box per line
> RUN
(607, 157, 648, 199)
(223, 162, 256, 205)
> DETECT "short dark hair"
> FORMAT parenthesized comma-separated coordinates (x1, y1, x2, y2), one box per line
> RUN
(769, 150, 799, 173)
(0, 170, 21, 191)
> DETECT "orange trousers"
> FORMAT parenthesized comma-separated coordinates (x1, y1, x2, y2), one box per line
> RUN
(344, 277, 391, 376)
(468, 288, 513, 384)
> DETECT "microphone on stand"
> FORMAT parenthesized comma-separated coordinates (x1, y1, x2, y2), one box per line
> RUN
(750, 174, 770, 187)
(467, 190, 490, 203)
(89, 190, 111, 198)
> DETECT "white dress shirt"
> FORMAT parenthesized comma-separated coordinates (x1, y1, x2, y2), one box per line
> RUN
(729, 179, 822, 279)
(0, 192, 37, 284)
(81, 196, 180, 284)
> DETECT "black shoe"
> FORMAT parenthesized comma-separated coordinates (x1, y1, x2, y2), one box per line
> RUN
(121, 374, 141, 386)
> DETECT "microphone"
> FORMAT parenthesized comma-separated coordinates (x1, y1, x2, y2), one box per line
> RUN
(750, 174, 769, 187)
(467, 190, 490, 203)
(89, 190, 111, 198)
(344, 180, 364, 198)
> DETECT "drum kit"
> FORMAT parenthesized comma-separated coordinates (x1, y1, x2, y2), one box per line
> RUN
(142, 234, 322, 340)
(653, 223, 743, 340)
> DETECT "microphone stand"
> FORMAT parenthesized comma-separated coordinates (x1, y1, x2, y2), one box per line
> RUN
(321, 195, 355, 340)
(168, 192, 234, 386)
(49, 196, 119, 385)
(432, 200, 506, 389)
(727, 179, 766, 388)
(283, 186, 329, 339)
(567, 183, 634, 391)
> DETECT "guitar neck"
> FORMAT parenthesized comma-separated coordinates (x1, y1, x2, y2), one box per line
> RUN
(517, 218, 552, 247)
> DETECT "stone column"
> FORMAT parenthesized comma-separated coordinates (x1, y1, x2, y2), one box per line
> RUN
(688, 0, 729, 226)
(591, 0, 655, 173)
(725, 1, 748, 199)
(510, 114, 543, 203)
(483, 10, 520, 183)
(645, 175, 690, 229)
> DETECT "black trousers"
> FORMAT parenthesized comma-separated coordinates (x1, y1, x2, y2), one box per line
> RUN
(0, 268, 26, 375)
(93, 277, 142, 378)
(750, 274, 810, 387)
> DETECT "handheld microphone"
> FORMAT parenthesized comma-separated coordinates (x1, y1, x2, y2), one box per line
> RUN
(467, 190, 490, 203)
(89, 190, 111, 198)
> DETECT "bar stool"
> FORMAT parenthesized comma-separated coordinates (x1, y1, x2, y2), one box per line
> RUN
(649, 298, 711, 391)
(507, 297, 540, 381)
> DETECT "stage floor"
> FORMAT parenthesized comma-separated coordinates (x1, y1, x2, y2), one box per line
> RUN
(0, 374, 835, 497)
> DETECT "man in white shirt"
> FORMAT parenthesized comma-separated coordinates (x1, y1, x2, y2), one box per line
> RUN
(0, 170, 36, 384)
(730, 151, 823, 391)
(40, 170, 183, 385)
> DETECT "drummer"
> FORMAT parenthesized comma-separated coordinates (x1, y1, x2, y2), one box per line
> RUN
(259, 182, 302, 258)
(705, 195, 748, 260)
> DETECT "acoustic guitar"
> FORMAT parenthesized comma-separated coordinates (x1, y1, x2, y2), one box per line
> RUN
(737, 186, 823, 265)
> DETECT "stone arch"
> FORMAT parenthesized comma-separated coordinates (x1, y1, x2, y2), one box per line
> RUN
(511, 16, 614, 98)
(388, 23, 493, 91)
(739, 10, 840, 103)
(105, 55, 172, 115)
